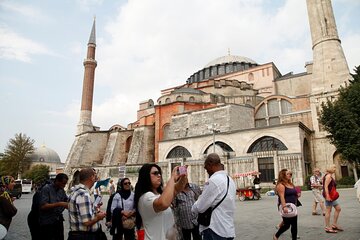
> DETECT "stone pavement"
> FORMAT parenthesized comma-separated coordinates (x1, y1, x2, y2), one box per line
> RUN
(7, 188, 360, 239)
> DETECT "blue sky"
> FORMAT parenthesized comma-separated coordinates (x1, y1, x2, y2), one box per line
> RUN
(1, 0, 359, 162)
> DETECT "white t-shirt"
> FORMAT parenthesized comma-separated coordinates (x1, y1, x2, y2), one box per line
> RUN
(138, 191, 174, 240)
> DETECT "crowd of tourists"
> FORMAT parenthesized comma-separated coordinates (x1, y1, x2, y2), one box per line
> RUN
(0, 154, 345, 240)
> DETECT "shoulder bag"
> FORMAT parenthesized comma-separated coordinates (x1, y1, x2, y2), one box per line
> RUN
(120, 196, 136, 229)
(329, 186, 339, 201)
(198, 176, 229, 227)
(279, 203, 297, 218)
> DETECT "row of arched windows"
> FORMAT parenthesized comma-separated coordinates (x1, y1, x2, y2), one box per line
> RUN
(161, 96, 196, 105)
(166, 136, 288, 159)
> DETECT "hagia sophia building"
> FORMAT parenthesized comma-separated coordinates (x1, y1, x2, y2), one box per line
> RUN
(64, 0, 356, 187)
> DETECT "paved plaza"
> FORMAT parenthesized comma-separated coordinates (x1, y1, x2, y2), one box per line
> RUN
(7, 188, 360, 239)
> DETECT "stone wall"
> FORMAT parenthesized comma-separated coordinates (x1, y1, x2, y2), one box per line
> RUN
(167, 104, 254, 140)
(65, 131, 108, 169)
(275, 73, 312, 96)
(159, 122, 306, 161)
(127, 126, 155, 164)
(102, 130, 133, 166)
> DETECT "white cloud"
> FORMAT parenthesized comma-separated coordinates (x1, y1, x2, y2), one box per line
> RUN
(76, 0, 104, 11)
(94, 1, 310, 99)
(342, 33, 360, 72)
(0, 26, 51, 62)
(0, 1, 46, 20)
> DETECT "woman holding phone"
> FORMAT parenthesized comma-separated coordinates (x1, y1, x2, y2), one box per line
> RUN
(134, 164, 187, 240)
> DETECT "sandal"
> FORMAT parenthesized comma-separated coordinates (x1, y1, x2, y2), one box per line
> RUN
(325, 227, 337, 233)
(332, 225, 344, 231)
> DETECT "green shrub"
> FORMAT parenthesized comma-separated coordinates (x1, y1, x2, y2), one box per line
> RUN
(304, 175, 312, 190)
(337, 176, 355, 185)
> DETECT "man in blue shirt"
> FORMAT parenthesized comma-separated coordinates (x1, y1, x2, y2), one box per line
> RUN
(39, 173, 69, 240)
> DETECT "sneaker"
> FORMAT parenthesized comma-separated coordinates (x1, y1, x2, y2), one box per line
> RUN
(312, 212, 320, 215)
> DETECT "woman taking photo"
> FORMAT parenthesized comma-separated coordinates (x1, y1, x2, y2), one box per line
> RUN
(134, 164, 186, 240)
(323, 164, 343, 233)
(111, 178, 136, 240)
(0, 176, 17, 230)
(273, 169, 298, 240)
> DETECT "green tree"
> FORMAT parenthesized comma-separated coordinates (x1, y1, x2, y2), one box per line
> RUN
(320, 65, 360, 164)
(23, 164, 50, 185)
(0, 133, 35, 178)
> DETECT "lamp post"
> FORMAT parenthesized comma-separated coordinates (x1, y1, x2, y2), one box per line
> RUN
(208, 123, 220, 153)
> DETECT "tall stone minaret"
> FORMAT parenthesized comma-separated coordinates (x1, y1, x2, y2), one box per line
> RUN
(306, 0, 351, 168)
(307, 0, 350, 96)
(77, 19, 97, 134)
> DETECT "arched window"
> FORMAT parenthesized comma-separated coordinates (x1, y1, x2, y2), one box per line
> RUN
(176, 96, 183, 101)
(203, 141, 234, 154)
(125, 136, 132, 153)
(247, 136, 288, 153)
(162, 124, 170, 140)
(165, 98, 171, 104)
(248, 73, 254, 81)
(166, 146, 192, 159)
(255, 98, 292, 127)
(189, 96, 195, 102)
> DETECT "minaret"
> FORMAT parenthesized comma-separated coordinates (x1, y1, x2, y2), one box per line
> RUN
(77, 18, 97, 134)
(306, 0, 351, 168)
(306, 0, 350, 133)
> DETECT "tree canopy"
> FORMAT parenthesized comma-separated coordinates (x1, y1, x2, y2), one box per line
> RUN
(23, 164, 50, 185)
(0, 133, 35, 178)
(320, 65, 360, 164)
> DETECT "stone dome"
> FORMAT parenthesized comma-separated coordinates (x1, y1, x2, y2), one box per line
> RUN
(187, 54, 258, 84)
(29, 145, 61, 163)
(205, 55, 257, 68)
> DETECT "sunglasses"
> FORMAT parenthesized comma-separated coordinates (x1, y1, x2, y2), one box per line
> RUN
(123, 182, 131, 185)
(151, 171, 161, 176)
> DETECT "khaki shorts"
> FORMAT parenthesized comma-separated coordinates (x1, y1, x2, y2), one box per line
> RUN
(312, 188, 324, 203)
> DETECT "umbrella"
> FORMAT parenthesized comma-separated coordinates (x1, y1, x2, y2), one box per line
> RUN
(95, 178, 111, 189)
(232, 171, 260, 178)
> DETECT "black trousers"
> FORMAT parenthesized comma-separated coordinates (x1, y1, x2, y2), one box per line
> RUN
(112, 228, 135, 240)
(275, 216, 298, 240)
(181, 226, 201, 240)
(68, 229, 107, 240)
(39, 220, 64, 240)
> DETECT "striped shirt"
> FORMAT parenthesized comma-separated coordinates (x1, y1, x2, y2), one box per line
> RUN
(68, 184, 100, 232)
(173, 183, 201, 229)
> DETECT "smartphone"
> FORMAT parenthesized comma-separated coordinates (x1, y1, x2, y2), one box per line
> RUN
(178, 166, 187, 175)
(94, 195, 102, 207)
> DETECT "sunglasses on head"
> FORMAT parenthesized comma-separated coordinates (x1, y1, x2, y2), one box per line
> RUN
(151, 171, 161, 176)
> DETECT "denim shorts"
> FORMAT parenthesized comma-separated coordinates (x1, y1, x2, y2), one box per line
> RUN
(325, 199, 339, 207)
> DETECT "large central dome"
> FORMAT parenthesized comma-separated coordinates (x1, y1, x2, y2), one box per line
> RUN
(205, 55, 257, 68)
(187, 54, 258, 84)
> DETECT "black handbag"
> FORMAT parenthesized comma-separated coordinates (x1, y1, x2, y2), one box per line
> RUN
(198, 176, 229, 227)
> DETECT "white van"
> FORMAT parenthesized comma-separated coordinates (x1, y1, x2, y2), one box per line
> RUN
(15, 179, 32, 193)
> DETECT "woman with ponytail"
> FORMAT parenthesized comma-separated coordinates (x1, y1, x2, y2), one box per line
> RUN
(0, 175, 17, 230)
